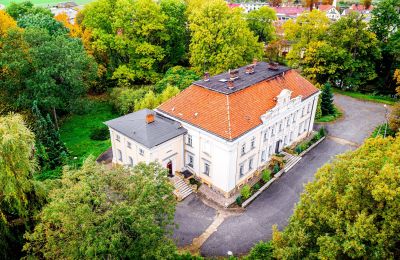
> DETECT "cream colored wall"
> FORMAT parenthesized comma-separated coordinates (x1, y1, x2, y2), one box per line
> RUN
(150, 135, 185, 174)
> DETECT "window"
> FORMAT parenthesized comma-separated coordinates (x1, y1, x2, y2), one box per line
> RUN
(117, 149, 122, 161)
(241, 144, 246, 156)
(187, 154, 194, 168)
(128, 156, 133, 166)
(264, 130, 268, 142)
(127, 142, 131, 149)
(239, 164, 244, 178)
(307, 103, 311, 113)
(268, 145, 273, 155)
(279, 121, 283, 132)
(271, 126, 275, 137)
(251, 137, 256, 149)
(302, 107, 305, 117)
(299, 123, 303, 135)
(186, 134, 193, 147)
(292, 113, 296, 123)
(287, 116, 291, 126)
(304, 119, 309, 132)
(204, 162, 210, 176)
(248, 158, 254, 171)
(261, 150, 266, 162)
(116, 134, 120, 142)
(290, 131, 293, 142)
(139, 148, 144, 156)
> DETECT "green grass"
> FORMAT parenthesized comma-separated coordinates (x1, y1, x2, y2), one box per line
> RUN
(333, 88, 397, 105)
(59, 99, 117, 165)
(316, 106, 343, 123)
(2, 0, 94, 7)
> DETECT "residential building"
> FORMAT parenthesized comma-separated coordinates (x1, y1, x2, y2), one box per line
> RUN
(318, 0, 341, 21)
(106, 62, 320, 197)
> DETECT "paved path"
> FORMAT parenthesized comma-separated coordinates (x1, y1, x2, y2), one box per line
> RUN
(173, 94, 387, 257)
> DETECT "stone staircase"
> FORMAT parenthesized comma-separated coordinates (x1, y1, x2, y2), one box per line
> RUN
(170, 175, 193, 201)
(281, 151, 302, 173)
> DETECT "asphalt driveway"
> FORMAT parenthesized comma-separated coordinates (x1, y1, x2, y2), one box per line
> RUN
(173, 94, 388, 257)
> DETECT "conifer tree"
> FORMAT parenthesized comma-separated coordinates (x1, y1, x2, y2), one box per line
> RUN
(31, 102, 68, 170)
(320, 83, 334, 116)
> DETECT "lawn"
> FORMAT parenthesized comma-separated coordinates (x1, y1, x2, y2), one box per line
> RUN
(333, 88, 397, 105)
(2, 0, 93, 7)
(59, 98, 117, 165)
(316, 106, 343, 123)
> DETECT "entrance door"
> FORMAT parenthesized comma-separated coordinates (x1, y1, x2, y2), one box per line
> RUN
(275, 140, 282, 154)
(166, 160, 173, 177)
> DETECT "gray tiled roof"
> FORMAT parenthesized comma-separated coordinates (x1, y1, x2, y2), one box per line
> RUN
(104, 109, 187, 149)
(193, 62, 290, 95)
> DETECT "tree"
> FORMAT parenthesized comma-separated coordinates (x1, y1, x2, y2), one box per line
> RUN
(24, 160, 177, 259)
(81, 0, 169, 84)
(268, 0, 282, 7)
(0, 10, 17, 37)
(188, 0, 263, 75)
(320, 83, 334, 116)
(5, 1, 52, 20)
(31, 102, 68, 171)
(247, 241, 274, 260)
(247, 6, 277, 43)
(363, 0, 372, 9)
(154, 66, 200, 93)
(0, 28, 97, 123)
(272, 136, 400, 259)
(370, 0, 400, 93)
(109, 87, 149, 114)
(0, 114, 44, 259)
(389, 103, 400, 132)
(283, 10, 330, 68)
(160, 0, 188, 68)
(17, 12, 68, 36)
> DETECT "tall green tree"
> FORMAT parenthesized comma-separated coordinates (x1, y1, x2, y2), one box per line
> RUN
(0, 28, 97, 124)
(160, 0, 189, 68)
(272, 136, 400, 259)
(31, 102, 68, 171)
(370, 0, 400, 93)
(24, 160, 177, 259)
(246, 6, 277, 44)
(188, 0, 263, 75)
(5, 1, 52, 20)
(320, 83, 334, 116)
(82, 0, 169, 85)
(154, 66, 199, 93)
(17, 12, 68, 36)
(0, 114, 44, 259)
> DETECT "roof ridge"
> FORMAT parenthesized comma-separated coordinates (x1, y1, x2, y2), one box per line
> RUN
(226, 95, 232, 140)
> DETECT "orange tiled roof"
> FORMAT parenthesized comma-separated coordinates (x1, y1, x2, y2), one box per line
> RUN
(157, 69, 319, 141)
(319, 4, 334, 11)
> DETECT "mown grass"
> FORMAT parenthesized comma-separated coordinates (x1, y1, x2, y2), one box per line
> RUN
(316, 106, 343, 123)
(2, 0, 93, 7)
(59, 98, 117, 165)
(333, 88, 397, 105)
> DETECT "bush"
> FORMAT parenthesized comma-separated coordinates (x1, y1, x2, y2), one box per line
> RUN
(253, 183, 261, 191)
(241, 185, 252, 200)
(272, 164, 280, 174)
(109, 87, 148, 114)
(318, 127, 326, 137)
(247, 241, 274, 260)
(236, 195, 242, 206)
(90, 126, 109, 141)
(262, 169, 271, 183)
(154, 66, 200, 93)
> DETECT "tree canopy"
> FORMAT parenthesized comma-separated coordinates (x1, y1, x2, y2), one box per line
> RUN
(272, 136, 400, 259)
(0, 10, 17, 37)
(188, 0, 263, 75)
(246, 6, 277, 43)
(23, 160, 177, 259)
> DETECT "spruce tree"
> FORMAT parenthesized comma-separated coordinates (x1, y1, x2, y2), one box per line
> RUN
(320, 83, 335, 116)
(32, 102, 68, 170)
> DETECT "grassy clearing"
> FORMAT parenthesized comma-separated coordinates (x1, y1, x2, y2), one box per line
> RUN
(2, 0, 93, 7)
(316, 106, 343, 123)
(333, 88, 397, 106)
(59, 98, 117, 165)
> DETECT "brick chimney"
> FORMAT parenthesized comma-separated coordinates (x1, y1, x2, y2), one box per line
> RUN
(146, 113, 155, 124)
(203, 72, 210, 81)
(229, 69, 239, 80)
(227, 79, 234, 89)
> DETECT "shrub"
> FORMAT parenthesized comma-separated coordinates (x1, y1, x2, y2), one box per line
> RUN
(236, 195, 242, 206)
(272, 164, 280, 174)
(241, 185, 252, 200)
(154, 66, 200, 93)
(318, 127, 326, 137)
(90, 126, 109, 141)
(262, 169, 271, 183)
(253, 183, 261, 191)
(247, 241, 274, 260)
(109, 87, 148, 114)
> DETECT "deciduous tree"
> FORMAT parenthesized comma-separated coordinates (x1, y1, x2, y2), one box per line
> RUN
(0, 10, 17, 37)
(188, 0, 263, 75)
(154, 66, 199, 93)
(247, 6, 277, 43)
(23, 160, 177, 259)
(6, 1, 52, 20)
(272, 136, 400, 259)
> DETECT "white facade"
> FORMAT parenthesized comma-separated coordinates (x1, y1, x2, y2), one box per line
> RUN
(156, 89, 320, 195)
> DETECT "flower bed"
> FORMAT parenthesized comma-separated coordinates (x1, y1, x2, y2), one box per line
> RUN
(288, 128, 326, 155)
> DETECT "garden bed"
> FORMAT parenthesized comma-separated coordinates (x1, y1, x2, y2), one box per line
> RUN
(284, 128, 326, 155)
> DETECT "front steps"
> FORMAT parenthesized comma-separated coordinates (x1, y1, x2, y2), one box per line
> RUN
(281, 151, 302, 173)
(170, 175, 193, 201)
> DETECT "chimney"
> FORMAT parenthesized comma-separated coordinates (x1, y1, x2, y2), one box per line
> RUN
(246, 64, 255, 74)
(203, 72, 210, 81)
(268, 62, 279, 71)
(227, 79, 234, 89)
(229, 69, 239, 80)
(146, 113, 155, 124)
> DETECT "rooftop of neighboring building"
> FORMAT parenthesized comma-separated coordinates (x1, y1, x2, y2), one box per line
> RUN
(104, 109, 187, 149)
(157, 63, 319, 141)
(273, 6, 305, 15)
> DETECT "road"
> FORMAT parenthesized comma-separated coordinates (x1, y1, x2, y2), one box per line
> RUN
(173, 94, 388, 257)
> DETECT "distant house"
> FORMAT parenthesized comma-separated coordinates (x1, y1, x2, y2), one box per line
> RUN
(228, 1, 269, 13)
(342, 4, 374, 22)
(105, 62, 320, 198)
(50, 2, 80, 24)
(273, 6, 306, 21)
(318, 0, 341, 21)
